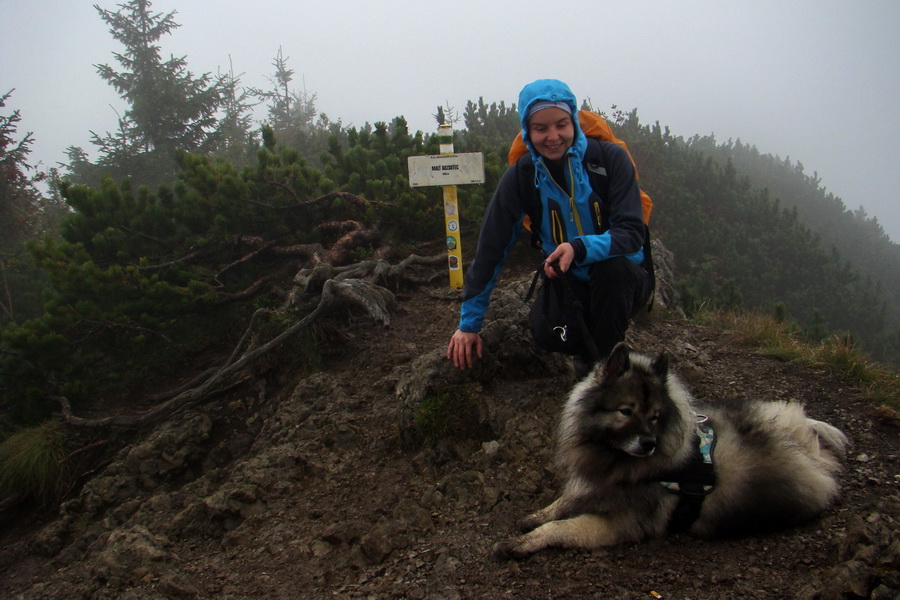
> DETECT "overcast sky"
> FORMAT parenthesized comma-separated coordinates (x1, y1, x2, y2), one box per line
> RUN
(3, 0, 899, 242)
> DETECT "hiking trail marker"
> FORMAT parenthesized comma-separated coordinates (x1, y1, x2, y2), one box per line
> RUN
(407, 123, 484, 289)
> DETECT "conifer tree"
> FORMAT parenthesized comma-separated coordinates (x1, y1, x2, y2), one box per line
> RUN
(0, 91, 42, 249)
(67, 0, 224, 187)
(207, 59, 259, 168)
(0, 91, 67, 325)
(251, 48, 337, 163)
(459, 98, 519, 151)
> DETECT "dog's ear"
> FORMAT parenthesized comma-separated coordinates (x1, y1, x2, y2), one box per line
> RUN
(652, 352, 670, 379)
(604, 343, 632, 382)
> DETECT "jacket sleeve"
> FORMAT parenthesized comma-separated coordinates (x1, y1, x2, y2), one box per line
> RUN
(575, 142, 646, 264)
(458, 165, 525, 332)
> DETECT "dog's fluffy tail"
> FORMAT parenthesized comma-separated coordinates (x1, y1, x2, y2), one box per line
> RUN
(754, 401, 848, 465)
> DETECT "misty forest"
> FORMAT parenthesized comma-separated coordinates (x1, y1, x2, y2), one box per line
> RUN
(2, 0, 900, 434)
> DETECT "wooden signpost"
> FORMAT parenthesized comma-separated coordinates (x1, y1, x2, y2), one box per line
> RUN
(407, 123, 484, 289)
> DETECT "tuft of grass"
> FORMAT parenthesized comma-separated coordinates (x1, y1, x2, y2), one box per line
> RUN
(412, 386, 483, 447)
(692, 308, 900, 411)
(0, 419, 71, 504)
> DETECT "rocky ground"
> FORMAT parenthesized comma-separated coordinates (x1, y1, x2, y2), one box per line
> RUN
(1, 267, 898, 600)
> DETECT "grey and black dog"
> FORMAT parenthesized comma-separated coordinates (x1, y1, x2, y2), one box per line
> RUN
(495, 343, 848, 559)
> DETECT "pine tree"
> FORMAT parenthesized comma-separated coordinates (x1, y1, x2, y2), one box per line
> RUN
(207, 59, 259, 168)
(251, 48, 338, 163)
(459, 98, 519, 151)
(68, 0, 224, 187)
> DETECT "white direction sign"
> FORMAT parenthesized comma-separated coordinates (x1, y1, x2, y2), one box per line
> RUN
(407, 153, 485, 187)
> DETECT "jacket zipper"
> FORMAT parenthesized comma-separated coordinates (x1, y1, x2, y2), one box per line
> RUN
(548, 157, 584, 236)
(539, 155, 586, 245)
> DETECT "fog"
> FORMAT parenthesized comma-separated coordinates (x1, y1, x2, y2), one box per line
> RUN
(2, 0, 898, 241)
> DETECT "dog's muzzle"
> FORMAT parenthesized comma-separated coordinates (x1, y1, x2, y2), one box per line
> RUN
(624, 435, 657, 457)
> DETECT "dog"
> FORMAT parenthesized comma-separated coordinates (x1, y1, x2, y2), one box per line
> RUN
(494, 342, 848, 559)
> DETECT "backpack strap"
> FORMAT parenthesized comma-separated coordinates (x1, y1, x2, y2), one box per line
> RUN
(515, 153, 543, 250)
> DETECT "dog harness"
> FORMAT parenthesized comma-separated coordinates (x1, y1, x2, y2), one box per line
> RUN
(657, 418, 717, 532)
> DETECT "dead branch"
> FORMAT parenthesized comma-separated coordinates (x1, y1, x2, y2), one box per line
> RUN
(220, 307, 268, 371)
(315, 191, 369, 208)
(80, 317, 182, 349)
(270, 242, 325, 259)
(218, 239, 277, 277)
(147, 307, 270, 403)
(318, 220, 366, 234)
(135, 246, 210, 271)
(322, 228, 382, 265)
(54, 373, 250, 428)
(257, 186, 368, 210)
(214, 278, 272, 303)
(118, 225, 169, 247)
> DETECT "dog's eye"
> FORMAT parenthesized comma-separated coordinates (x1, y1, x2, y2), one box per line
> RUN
(618, 408, 633, 417)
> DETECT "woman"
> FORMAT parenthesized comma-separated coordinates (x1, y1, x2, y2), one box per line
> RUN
(447, 79, 650, 372)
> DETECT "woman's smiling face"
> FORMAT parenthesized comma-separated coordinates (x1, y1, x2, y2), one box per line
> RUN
(527, 107, 574, 161)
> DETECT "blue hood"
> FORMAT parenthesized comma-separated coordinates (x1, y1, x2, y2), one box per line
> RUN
(517, 79, 586, 160)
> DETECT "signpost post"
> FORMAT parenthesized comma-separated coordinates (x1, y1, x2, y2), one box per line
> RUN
(407, 123, 484, 290)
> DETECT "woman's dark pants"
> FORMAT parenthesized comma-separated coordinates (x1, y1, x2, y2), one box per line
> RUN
(580, 257, 652, 363)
